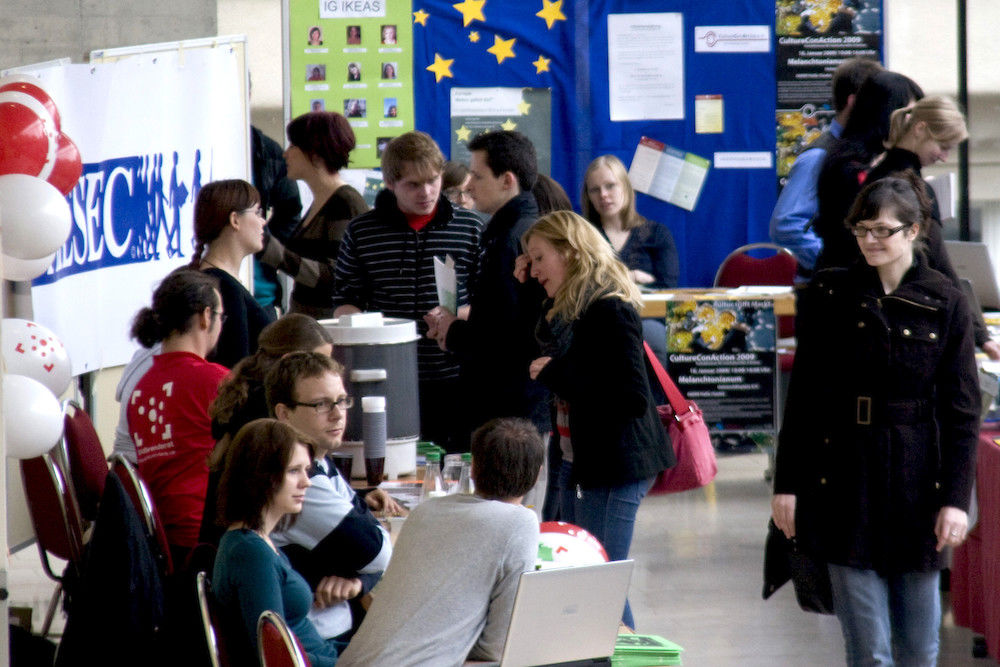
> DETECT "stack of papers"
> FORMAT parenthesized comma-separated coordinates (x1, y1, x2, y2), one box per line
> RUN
(612, 634, 684, 666)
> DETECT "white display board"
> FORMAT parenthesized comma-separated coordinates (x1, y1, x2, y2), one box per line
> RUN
(11, 36, 251, 376)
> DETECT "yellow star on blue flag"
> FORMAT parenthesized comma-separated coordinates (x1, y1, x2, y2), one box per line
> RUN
(453, 0, 486, 27)
(536, 0, 566, 29)
(487, 35, 517, 64)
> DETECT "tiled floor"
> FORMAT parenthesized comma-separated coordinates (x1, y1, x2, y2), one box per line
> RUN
(627, 452, 988, 665)
(6, 452, 991, 663)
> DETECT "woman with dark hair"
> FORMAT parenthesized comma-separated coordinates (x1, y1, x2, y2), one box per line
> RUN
(772, 174, 980, 665)
(127, 269, 230, 561)
(381, 62, 396, 79)
(212, 419, 339, 667)
(199, 314, 334, 545)
(190, 179, 275, 368)
(813, 70, 924, 270)
(517, 211, 674, 628)
(257, 111, 370, 319)
(532, 173, 573, 215)
(442, 160, 474, 210)
(308, 26, 323, 46)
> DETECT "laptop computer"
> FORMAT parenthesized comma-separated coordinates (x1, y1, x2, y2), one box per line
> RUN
(945, 240, 1000, 310)
(497, 560, 635, 667)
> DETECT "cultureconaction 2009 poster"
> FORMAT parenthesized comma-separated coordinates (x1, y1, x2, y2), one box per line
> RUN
(774, 0, 882, 184)
(286, 0, 414, 168)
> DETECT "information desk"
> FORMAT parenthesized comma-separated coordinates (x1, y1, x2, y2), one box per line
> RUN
(640, 287, 795, 434)
(951, 432, 1000, 663)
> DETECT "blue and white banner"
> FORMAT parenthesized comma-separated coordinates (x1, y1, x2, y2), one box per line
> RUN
(19, 43, 248, 373)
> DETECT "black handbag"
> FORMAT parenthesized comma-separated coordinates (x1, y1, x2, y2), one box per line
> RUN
(762, 519, 834, 615)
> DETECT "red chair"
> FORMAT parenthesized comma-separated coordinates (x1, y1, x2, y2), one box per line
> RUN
(258, 610, 311, 667)
(61, 399, 109, 522)
(110, 453, 174, 576)
(197, 571, 233, 667)
(20, 451, 87, 637)
(714, 243, 798, 370)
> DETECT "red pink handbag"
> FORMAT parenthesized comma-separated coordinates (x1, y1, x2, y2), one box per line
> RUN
(643, 342, 717, 494)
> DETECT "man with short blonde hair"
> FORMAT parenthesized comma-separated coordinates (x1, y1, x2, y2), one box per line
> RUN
(333, 131, 483, 451)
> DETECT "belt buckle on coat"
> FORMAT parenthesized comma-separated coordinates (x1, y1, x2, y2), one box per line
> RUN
(856, 396, 872, 425)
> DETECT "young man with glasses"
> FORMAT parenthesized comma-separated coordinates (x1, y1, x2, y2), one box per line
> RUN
(267, 352, 399, 648)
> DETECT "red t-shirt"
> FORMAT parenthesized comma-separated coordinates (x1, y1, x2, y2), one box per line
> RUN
(127, 351, 229, 549)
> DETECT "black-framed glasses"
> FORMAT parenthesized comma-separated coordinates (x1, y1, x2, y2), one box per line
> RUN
(850, 224, 909, 239)
(213, 310, 228, 324)
(290, 397, 354, 414)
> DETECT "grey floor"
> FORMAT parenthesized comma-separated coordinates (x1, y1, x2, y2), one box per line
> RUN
(627, 452, 990, 666)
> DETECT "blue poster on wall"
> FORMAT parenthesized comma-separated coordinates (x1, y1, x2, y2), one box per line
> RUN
(410, 1, 820, 286)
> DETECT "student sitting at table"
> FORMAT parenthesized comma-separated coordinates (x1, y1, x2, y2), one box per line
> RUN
(267, 352, 401, 647)
(212, 419, 340, 667)
(337, 418, 543, 666)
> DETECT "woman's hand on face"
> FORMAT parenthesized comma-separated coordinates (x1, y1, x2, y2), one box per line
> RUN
(514, 254, 531, 283)
(771, 493, 796, 539)
(529, 356, 552, 380)
(935, 505, 969, 552)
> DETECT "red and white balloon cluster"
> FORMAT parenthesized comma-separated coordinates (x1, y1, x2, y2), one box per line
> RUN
(1, 318, 72, 459)
(0, 75, 79, 281)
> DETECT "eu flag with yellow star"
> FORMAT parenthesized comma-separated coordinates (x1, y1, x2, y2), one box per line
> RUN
(412, 0, 578, 193)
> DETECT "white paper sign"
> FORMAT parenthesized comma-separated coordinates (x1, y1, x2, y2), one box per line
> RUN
(694, 25, 771, 53)
(713, 152, 774, 169)
(608, 13, 684, 121)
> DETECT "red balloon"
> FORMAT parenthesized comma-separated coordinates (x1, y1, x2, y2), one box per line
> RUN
(0, 80, 60, 130)
(47, 133, 82, 196)
(0, 98, 53, 177)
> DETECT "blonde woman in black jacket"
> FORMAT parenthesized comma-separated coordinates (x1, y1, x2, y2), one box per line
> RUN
(518, 210, 674, 629)
(772, 174, 980, 666)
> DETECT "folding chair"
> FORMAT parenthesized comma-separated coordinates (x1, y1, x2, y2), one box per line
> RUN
(60, 399, 109, 522)
(714, 242, 798, 362)
(197, 571, 231, 667)
(110, 453, 174, 576)
(20, 451, 87, 637)
(257, 610, 311, 667)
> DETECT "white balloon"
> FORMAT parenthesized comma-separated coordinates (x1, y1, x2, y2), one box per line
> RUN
(2, 252, 55, 281)
(0, 174, 71, 260)
(3, 374, 64, 459)
(1, 318, 72, 396)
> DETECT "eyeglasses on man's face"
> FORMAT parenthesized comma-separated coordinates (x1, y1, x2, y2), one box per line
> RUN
(850, 224, 909, 239)
(290, 396, 354, 414)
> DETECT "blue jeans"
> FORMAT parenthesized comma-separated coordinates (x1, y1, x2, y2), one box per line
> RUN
(557, 460, 652, 628)
(828, 563, 941, 667)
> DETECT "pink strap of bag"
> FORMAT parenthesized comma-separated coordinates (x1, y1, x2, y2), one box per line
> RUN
(643, 342, 718, 494)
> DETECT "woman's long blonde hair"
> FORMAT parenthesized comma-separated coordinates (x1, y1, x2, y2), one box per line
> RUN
(523, 211, 642, 322)
(886, 95, 968, 149)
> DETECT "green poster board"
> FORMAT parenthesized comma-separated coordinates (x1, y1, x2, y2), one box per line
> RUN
(286, 0, 415, 168)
